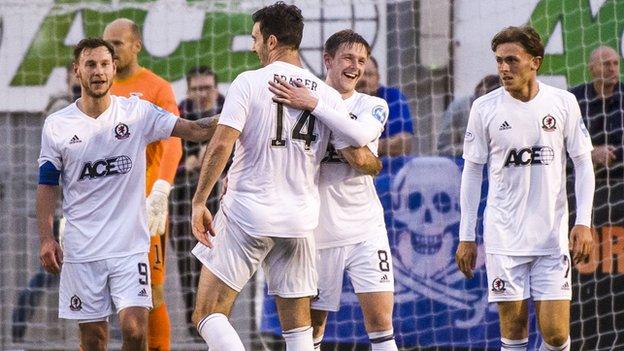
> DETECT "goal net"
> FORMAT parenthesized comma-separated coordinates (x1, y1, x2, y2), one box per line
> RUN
(0, 0, 622, 350)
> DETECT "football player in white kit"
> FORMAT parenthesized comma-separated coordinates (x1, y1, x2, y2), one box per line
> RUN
(37, 38, 218, 351)
(456, 26, 595, 351)
(269, 30, 397, 351)
(189, 4, 381, 351)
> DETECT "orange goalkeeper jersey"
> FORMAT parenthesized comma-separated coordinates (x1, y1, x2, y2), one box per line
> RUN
(110, 67, 182, 194)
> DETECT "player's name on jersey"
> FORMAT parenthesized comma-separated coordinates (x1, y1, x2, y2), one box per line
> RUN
(272, 74, 318, 91)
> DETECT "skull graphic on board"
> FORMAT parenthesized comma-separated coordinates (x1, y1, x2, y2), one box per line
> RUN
(391, 157, 461, 278)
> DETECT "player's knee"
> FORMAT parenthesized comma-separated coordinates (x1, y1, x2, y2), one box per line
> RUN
(364, 312, 393, 333)
(81, 329, 107, 351)
(151, 284, 165, 308)
(121, 317, 148, 346)
(542, 329, 568, 347)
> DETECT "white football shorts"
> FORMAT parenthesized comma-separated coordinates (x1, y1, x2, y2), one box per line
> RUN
(486, 252, 572, 302)
(58, 252, 152, 321)
(192, 210, 317, 298)
(312, 234, 395, 312)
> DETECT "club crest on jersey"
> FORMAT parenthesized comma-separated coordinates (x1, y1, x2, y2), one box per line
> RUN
(491, 278, 506, 293)
(372, 105, 387, 123)
(69, 294, 82, 311)
(541, 114, 557, 132)
(114, 123, 130, 140)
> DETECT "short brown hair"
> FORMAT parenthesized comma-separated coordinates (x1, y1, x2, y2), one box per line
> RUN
(73, 38, 115, 63)
(491, 26, 544, 58)
(252, 2, 304, 50)
(324, 30, 371, 58)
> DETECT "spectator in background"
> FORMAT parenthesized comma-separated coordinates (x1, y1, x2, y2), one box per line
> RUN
(356, 56, 414, 156)
(170, 65, 224, 338)
(438, 74, 500, 157)
(44, 65, 82, 114)
(570, 46, 624, 226)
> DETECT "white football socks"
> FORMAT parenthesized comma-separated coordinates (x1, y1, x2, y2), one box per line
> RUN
(369, 329, 398, 351)
(196, 313, 244, 350)
(501, 337, 528, 350)
(539, 336, 570, 351)
(313, 335, 323, 350)
(283, 326, 314, 351)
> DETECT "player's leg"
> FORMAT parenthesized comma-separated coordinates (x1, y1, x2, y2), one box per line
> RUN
(486, 254, 532, 350)
(498, 300, 530, 350)
(148, 229, 170, 350)
(59, 260, 113, 350)
(310, 245, 347, 349)
(108, 253, 154, 351)
(118, 307, 149, 350)
(265, 236, 318, 351)
(191, 211, 270, 350)
(310, 309, 329, 350)
(78, 321, 108, 351)
(348, 236, 397, 350)
(532, 253, 572, 350)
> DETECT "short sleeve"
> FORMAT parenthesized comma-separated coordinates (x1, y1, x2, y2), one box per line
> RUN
(462, 102, 489, 164)
(565, 94, 593, 157)
(219, 74, 252, 132)
(38, 119, 63, 170)
(140, 100, 178, 144)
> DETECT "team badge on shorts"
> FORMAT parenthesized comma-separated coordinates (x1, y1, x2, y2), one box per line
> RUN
(541, 114, 557, 132)
(491, 277, 506, 293)
(69, 294, 83, 311)
(114, 123, 131, 140)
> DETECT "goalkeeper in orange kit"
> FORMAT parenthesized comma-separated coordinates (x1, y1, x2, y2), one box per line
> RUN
(104, 18, 182, 351)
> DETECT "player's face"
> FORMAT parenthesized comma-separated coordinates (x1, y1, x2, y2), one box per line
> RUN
(251, 22, 270, 66)
(75, 46, 116, 98)
(187, 74, 217, 109)
(495, 42, 540, 94)
(356, 59, 380, 95)
(590, 49, 620, 86)
(103, 26, 140, 71)
(325, 43, 368, 95)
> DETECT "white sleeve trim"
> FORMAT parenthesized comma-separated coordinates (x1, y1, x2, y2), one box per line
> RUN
(571, 152, 595, 227)
(459, 160, 484, 241)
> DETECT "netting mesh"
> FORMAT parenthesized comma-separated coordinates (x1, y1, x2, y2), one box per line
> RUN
(0, 0, 622, 350)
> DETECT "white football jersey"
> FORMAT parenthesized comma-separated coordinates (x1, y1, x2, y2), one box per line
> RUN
(38, 95, 177, 263)
(463, 82, 593, 256)
(315, 92, 388, 249)
(218, 61, 349, 237)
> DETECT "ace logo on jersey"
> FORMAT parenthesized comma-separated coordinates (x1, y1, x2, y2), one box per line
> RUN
(78, 155, 133, 181)
(503, 146, 555, 167)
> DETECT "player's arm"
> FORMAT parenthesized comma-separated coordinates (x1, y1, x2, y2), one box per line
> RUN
(268, 78, 377, 147)
(191, 125, 240, 248)
(456, 160, 483, 279)
(338, 146, 382, 176)
(36, 162, 63, 274)
(171, 115, 219, 142)
(569, 152, 595, 264)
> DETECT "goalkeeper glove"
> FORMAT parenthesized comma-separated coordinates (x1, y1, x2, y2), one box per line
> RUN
(146, 179, 171, 236)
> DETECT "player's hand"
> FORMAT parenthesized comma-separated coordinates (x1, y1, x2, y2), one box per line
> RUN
(455, 241, 477, 279)
(191, 202, 216, 248)
(39, 236, 63, 274)
(268, 77, 318, 111)
(569, 224, 594, 265)
(591, 145, 616, 167)
(146, 179, 171, 236)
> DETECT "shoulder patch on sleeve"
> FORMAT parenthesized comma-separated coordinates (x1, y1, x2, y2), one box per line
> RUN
(372, 105, 387, 123)
(465, 130, 475, 142)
